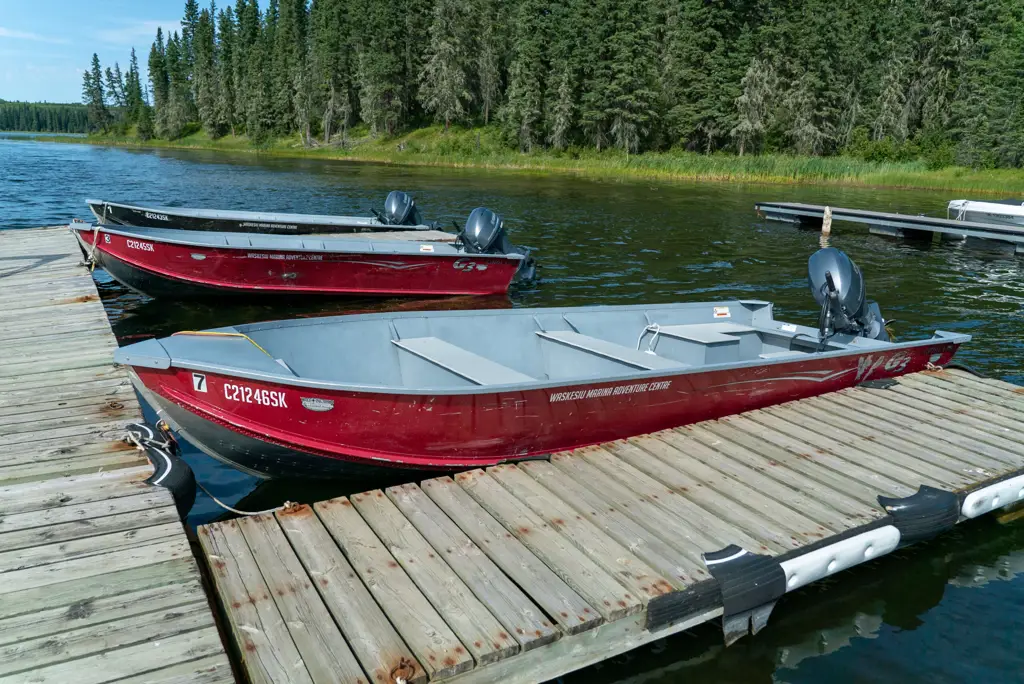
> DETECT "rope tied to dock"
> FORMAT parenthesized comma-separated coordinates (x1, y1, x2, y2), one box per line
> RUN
(171, 330, 274, 357)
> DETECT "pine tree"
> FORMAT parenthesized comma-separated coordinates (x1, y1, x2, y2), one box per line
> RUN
(214, 7, 237, 135)
(474, 0, 503, 125)
(148, 29, 170, 114)
(731, 58, 777, 155)
(419, 0, 472, 130)
(501, 0, 545, 150)
(193, 8, 218, 133)
(82, 54, 111, 132)
(311, 0, 354, 144)
(104, 64, 126, 109)
(605, 0, 658, 155)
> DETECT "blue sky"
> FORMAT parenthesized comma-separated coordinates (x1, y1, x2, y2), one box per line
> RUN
(0, 0, 187, 103)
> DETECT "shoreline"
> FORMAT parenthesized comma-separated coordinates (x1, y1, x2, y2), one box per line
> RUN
(28, 128, 1024, 195)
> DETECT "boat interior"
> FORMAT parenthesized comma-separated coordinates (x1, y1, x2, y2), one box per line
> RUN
(167, 301, 900, 390)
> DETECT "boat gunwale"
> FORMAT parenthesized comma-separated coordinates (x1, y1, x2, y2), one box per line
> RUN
(72, 223, 526, 261)
(121, 298, 970, 396)
(86, 198, 432, 230)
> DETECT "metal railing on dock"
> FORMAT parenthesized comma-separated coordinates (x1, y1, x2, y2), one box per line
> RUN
(198, 367, 1024, 684)
(0, 226, 230, 683)
(755, 201, 1024, 253)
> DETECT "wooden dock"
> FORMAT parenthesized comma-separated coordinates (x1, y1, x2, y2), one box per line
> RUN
(755, 201, 1024, 253)
(198, 368, 1024, 684)
(0, 227, 230, 683)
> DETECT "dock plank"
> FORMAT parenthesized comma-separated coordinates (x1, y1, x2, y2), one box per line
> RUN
(421, 476, 602, 635)
(517, 460, 703, 587)
(315, 496, 474, 680)
(277, 505, 426, 684)
(386, 483, 559, 652)
(352, 489, 519, 666)
(485, 464, 675, 601)
(198, 521, 312, 684)
(237, 514, 367, 684)
(456, 468, 643, 621)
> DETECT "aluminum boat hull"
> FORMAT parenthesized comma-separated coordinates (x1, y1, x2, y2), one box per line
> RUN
(129, 340, 962, 479)
(72, 225, 525, 298)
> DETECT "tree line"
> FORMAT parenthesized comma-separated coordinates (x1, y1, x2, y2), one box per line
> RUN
(82, 0, 1024, 168)
(0, 101, 89, 133)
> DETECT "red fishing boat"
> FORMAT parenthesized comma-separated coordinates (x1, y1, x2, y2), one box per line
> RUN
(71, 207, 533, 299)
(114, 249, 969, 478)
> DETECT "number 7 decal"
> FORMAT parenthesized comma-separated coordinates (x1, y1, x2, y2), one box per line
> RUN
(192, 372, 207, 393)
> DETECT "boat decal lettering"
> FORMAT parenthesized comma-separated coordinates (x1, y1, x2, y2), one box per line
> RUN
(855, 351, 912, 382)
(240, 222, 299, 230)
(191, 373, 207, 393)
(144, 212, 169, 221)
(713, 306, 731, 318)
(104, 233, 111, 243)
(126, 239, 155, 252)
(223, 383, 288, 408)
(549, 380, 672, 403)
(247, 252, 324, 262)
(301, 397, 335, 412)
(453, 258, 488, 272)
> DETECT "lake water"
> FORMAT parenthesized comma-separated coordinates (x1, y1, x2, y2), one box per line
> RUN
(2, 136, 1023, 683)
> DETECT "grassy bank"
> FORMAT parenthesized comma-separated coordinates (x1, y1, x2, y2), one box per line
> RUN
(37, 125, 1024, 194)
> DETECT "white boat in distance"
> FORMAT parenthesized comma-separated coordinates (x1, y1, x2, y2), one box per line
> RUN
(948, 199, 1024, 229)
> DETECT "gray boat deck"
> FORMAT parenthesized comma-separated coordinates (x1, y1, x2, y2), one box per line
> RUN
(198, 367, 1024, 684)
(0, 226, 230, 683)
(755, 201, 1024, 253)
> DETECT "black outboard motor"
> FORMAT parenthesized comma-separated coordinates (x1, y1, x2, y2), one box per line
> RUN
(808, 247, 888, 342)
(459, 207, 536, 280)
(461, 207, 507, 254)
(382, 191, 422, 226)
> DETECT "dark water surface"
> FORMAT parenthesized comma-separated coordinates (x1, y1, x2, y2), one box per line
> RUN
(3, 137, 1024, 683)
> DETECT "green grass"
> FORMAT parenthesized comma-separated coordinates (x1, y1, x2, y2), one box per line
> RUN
(35, 125, 1024, 194)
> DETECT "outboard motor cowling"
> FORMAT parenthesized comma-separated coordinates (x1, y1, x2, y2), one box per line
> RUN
(383, 191, 420, 226)
(808, 247, 888, 341)
(462, 207, 505, 254)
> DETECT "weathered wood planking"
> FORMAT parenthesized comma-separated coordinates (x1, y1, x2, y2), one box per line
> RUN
(0, 226, 229, 683)
(198, 368, 1024, 684)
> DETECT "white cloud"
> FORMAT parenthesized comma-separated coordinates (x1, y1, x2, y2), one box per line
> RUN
(95, 20, 182, 46)
(0, 26, 69, 44)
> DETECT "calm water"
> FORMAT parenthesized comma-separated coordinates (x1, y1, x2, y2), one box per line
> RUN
(3, 137, 1023, 682)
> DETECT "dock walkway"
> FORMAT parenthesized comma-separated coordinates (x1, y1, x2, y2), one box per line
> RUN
(199, 368, 1024, 684)
(755, 201, 1024, 253)
(0, 227, 230, 683)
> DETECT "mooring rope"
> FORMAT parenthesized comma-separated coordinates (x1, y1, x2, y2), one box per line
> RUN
(171, 330, 274, 358)
(126, 429, 296, 517)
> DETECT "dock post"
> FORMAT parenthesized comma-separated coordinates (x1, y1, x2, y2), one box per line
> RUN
(821, 206, 833, 235)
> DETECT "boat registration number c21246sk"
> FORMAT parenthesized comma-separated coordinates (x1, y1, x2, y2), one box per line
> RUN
(222, 382, 289, 408)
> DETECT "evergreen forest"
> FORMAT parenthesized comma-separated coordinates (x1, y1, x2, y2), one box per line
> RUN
(0, 101, 89, 133)
(80, 0, 1024, 169)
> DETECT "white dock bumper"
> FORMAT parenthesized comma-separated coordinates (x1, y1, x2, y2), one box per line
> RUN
(779, 525, 901, 593)
(961, 474, 1024, 519)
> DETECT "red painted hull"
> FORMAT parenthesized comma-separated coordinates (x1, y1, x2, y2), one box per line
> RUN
(133, 339, 961, 477)
(73, 226, 522, 297)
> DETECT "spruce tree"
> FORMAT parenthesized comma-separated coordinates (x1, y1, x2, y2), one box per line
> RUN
(148, 29, 170, 114)
(605, 0, 657, 155)
(731, 58, 777, 156)
(310, 0, 354, 144)
(194, 8, 218, 134)
(419, 0, 472, 130)
(82, 54, 110, 132)
(501, 0, 545, 150)
(214, 7, 237, 135)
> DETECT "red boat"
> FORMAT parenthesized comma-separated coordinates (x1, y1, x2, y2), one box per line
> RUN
(114, 252, 969, 478)
(70, 207, 533, 298)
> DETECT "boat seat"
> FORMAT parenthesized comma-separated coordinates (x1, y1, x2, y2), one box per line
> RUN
(656, 323, 756, 345)
(536, 331, 687, 371)
(758, 351, 805, 359)
(392, 337, 535, 386)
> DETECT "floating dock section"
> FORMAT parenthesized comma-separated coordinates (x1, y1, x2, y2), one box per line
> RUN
(199, 367, 1024, 684)
(755, 201, 1024, 253)
(0, 227, 230, 683)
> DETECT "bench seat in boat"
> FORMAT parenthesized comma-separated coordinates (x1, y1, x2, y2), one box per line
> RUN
(655, 322, 757, 344)
(392, 336, 535, 385)
(535, 330, 688, 371)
